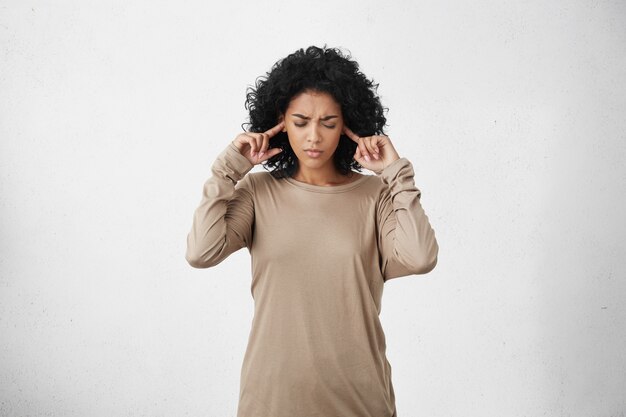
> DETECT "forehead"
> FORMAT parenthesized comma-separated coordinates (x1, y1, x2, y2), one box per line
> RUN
(286, 90, 341, 115)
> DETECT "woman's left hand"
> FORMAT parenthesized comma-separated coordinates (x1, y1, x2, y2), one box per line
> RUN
(343, 126, 400, 174)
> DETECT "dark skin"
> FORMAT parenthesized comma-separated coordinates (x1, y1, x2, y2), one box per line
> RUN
(342, 125, 401, 175)
(231, 121, 401, 178)
(231, 121, 286, 164)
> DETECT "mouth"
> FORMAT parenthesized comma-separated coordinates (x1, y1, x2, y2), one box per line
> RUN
(305, 150, 323, 158)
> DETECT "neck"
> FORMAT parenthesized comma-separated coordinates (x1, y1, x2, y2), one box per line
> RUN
(294, 165, 355, 186)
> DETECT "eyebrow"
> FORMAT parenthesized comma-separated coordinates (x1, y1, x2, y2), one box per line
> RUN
(291, 113, 339, 121)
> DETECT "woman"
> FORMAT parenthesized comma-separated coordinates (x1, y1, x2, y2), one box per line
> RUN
(186, 45, 439, 417)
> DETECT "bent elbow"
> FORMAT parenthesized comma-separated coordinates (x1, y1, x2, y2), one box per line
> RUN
(418, 239, 439, 274)
(186, 252, 206, 269)
(417, 253, 438, 274)
(409, 239, 439, 275)
(186, 233, 227, 269)
(383, 239, 439, 281)
(185, 250, 218, 269)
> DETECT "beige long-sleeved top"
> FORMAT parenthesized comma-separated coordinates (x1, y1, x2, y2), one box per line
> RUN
(186, 142, 439, 417)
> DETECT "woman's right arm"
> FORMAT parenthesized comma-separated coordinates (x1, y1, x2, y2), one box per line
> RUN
(185, 122, 284, 268)
(185, 142, 256, 268)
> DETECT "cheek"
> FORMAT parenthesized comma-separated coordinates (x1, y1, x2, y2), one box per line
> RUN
(327, 128, 342, 142)
(285, 129, 304, 150)
(286, 126, 302, 139)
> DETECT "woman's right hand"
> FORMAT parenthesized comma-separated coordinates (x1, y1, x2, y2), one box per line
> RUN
(232, 121, 285, 166)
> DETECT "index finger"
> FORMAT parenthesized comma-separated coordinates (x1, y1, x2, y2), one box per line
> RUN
(342, 125, 360, 143)
(264, 121, 285, 138)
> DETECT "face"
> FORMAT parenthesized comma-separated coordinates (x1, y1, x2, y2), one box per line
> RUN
(280, 90, 344, 169)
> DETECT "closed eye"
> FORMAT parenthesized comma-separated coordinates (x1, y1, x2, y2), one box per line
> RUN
(293, 123, 337, 128)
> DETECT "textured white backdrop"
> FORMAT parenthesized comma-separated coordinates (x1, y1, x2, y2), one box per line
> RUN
(1, 0, 625, 416)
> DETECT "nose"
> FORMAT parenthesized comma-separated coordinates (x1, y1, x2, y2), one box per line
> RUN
(307, 124, 322, 144)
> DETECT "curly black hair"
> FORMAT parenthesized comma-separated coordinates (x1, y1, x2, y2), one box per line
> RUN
(242, 45, 388, 179)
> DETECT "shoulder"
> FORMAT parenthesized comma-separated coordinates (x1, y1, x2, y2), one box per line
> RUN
(354, 171, 387, 190)
(237, 170, 284, 193)
(247, 170, 280, 185)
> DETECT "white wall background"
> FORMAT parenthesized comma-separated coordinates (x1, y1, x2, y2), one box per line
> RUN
(1, 0, 625, 416)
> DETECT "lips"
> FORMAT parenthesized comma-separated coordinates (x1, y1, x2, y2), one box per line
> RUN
(305, 150, 323, 158)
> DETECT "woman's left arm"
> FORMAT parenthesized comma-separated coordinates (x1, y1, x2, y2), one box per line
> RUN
(375, 157, 439, 281)
(342, 126, 439, 282)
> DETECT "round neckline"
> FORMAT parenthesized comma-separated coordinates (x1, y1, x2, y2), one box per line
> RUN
(284, 173, 371, 193)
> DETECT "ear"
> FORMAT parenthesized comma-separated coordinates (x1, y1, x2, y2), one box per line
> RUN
(278, 114, 286, 132)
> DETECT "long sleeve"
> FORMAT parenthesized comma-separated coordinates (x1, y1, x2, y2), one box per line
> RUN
(375, 157, 439, 281)
(185, 142, 255, 269)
